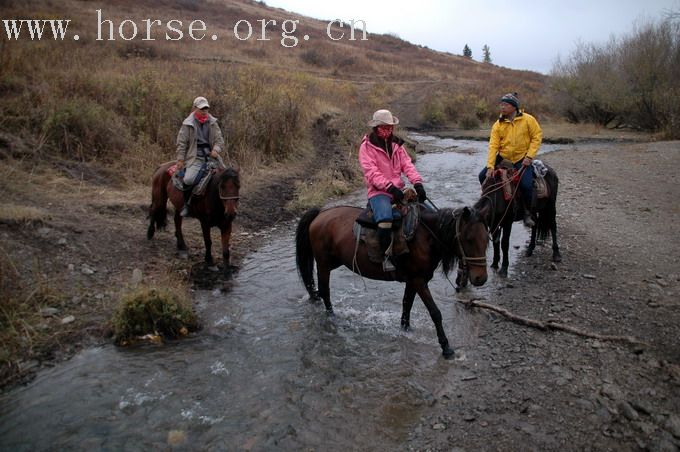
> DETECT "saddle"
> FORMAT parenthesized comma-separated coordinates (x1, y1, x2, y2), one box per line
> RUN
(169, 160, 220, 196)
(353, 189, 421, 265)
(494, 159, 550, 200)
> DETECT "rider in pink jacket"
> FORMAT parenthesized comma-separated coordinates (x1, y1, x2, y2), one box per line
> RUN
(358, 109, 427, 271)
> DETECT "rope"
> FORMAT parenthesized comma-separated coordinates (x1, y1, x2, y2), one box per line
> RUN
(483, 166, 527, 236)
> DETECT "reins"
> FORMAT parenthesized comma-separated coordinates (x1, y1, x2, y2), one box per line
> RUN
(419, 206, 487, 269)
(482, 166, 526, 236)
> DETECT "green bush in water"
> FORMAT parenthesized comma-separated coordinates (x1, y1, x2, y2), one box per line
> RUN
(113, 288, 199, 345)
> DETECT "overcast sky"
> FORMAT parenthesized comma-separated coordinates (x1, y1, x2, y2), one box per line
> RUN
(264, 0, 679, 74)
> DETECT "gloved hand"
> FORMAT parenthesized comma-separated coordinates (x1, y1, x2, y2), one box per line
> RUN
(387, 185, 404, 204)
(414, 183, 427, 203)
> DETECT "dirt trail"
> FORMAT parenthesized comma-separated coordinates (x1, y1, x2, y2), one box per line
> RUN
(406, 140, 680, 451)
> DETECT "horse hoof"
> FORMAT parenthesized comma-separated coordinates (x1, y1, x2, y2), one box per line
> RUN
(401, 323, 411, 332)
(490, 263, 499, 270)
(526, 249, 534, 257)
(325, 309, 335, 318)
(442, 346, 455, 359)
(208, 265, 219, 272)
(553, 253, 562, 263)
(499, 268, 508, 278)
(178, 250, 189, 260)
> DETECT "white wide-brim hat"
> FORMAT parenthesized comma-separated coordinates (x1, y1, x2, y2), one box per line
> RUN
(367, 109, 399, 127)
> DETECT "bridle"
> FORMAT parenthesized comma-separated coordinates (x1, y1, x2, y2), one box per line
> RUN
(218, 180, 240, 201)
(421, 207, 487, 268)
(454, 209, 487, 268)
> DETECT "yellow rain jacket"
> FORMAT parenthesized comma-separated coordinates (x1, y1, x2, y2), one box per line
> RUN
(486, 111, 542, 170)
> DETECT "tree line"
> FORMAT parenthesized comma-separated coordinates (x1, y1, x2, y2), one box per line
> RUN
(551, 16, 680, 138)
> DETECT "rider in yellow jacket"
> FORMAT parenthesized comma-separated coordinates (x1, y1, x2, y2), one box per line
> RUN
(479, 92, 542, 227)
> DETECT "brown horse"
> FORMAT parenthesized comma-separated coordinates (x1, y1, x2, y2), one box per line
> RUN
(477, 164, 560, 277)
(295, 205, 489, 358)
(147, 161, 240, 277)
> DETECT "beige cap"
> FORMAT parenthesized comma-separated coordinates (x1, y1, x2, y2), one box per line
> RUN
(193, 96, 210, 109)
(367, 109, 399, 127)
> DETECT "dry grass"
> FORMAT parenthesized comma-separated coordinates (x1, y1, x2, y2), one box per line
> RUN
(0, 205, 51, 225)
(0, 249, 67, 387)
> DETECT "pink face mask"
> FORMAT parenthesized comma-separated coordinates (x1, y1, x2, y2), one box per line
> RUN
(376, 125, 394, 139)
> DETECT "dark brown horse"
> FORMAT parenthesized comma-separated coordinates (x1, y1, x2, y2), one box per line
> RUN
(295, 205, 489, 358)
(147, 161, 240, 277)
(477, 164, 560, 277)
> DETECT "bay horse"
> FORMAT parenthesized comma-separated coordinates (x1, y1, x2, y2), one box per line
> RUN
(295, 204, 489, 358)
(147, 161, 240, 277)
(478, 163, 560, 277)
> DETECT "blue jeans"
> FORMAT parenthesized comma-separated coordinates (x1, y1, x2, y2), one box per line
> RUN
(369, 195, 401, 224)
(479, 159, 533, 204)
(183, 158, 207, 185)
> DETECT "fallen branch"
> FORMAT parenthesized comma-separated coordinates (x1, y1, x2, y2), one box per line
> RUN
(458, 298, 647, 347)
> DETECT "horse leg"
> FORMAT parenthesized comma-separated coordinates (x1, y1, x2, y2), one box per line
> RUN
(551, 220, 562, 262)
(415, 282, 453, 358)
(400, 283, 417, 331)
(220, 221, 237, 277)
(200, 220, 214, 266)
(499, 223, 511, 277)
(491, 231, 501, 269)
(316, 263, 334, 315)
(526, 225, 538, 257)
(174, 211, 188, 252)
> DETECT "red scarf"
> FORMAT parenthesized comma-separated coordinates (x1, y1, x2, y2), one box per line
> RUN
(194, 111, 209, 124)
(376, 125, 393, 140)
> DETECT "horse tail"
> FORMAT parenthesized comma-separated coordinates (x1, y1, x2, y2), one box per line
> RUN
(147, 166, 169, 240)
(295, 207, 321, 297)
(536, 170, 558, 241)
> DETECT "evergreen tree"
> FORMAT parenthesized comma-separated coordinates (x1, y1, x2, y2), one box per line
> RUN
(482, 44, 492, 63)
(463, 44, 472, 58)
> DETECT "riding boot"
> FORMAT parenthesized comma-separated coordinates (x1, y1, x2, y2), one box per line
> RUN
(180, 188, 192, 217)
(378, 226, 396, 272)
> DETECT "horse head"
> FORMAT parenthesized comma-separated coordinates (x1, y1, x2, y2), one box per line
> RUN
(455, 206, 489, 286)
(480, 168, 518, 229)
(216, 167, 240, 221)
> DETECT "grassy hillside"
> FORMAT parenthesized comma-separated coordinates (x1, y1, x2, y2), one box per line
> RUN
(0, 0, 551, 178)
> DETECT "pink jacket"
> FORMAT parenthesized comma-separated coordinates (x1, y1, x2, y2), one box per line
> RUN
(358, 135, 423, 199)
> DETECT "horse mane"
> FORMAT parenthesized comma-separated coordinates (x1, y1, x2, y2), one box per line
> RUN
(217, 166, 240, 186)
(434, 208, 460, 276)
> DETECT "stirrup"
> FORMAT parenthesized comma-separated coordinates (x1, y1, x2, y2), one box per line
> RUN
(382, 256, 396, 272)
(180, 205, 190, 217)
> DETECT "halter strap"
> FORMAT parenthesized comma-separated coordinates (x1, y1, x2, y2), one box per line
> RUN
(455, 211, 487, 268)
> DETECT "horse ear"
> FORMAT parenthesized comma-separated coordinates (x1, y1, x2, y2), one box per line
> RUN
(231, 161, 240, 173)
(462, 206, 471, 218)
(476, 203, 490, 224)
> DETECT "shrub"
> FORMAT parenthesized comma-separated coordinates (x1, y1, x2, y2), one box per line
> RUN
(300, 49, 327, 67)
(421, 99, 446, 128)
(459, 115, 481, 130)
(112, 287, 199, 345)
(46, 98, 130, 160)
